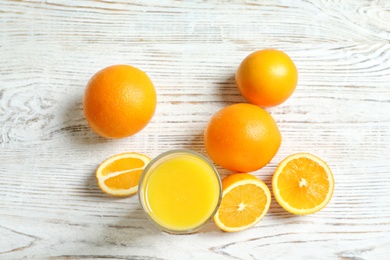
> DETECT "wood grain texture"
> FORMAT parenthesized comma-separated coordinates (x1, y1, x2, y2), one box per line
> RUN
(1, 0, 390, 259)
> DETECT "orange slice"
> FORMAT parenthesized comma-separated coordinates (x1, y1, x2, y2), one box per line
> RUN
(96, 152, 151, 196)
(272, 153, 334, 215)
(214, 173, 271, 232)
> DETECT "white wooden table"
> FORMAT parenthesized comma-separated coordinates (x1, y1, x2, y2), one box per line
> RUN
(1, 1, 390, 259)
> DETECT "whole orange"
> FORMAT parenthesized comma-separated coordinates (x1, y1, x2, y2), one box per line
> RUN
(235, 49, 298, 107)
(204, 103, 281, 172)
(83, 65, 157, 138)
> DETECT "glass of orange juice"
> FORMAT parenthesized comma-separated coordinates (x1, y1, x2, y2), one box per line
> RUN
(138, 149, 222, 234)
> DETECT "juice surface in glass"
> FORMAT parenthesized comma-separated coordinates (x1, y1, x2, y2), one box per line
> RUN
(139, 150, 221, 234)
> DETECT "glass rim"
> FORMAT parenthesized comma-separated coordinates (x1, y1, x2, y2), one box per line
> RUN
(138, 149, 222, 234)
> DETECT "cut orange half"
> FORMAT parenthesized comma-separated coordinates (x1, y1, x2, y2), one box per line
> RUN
(214, 173, 271, 232)
(272, 153, 334, 215)
(96, 152, 151, 196)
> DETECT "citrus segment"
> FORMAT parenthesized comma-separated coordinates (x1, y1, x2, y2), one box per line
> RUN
(103, 169, 143, 190)
(96, 152, 151, 196)
(214, 173, 271, 232)
(100, 157, 146, 176)
(272, 153, 334, 215)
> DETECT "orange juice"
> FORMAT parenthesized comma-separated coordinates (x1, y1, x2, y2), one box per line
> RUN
(139, 150, 221, 234)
